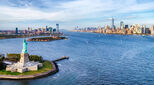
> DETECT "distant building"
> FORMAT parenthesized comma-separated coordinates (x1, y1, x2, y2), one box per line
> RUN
(145, 28, 150, 34)
(16, 27, 18, 34)
(136, 25, 142, 34)
(125, 25, 129, 29)
(120, 21, 124, 29)
(23, 29, 27, 34)
(137, 28, 142, 34)
(46, 26, 48, 32)
(104, 25, 109, 29)
(97, 26, 102, 33)
(111, 18, 115, 29)
(48, 27, 53, 33)
(133, 24, 141, 34)
(142, 24, 146, 34)
(42, 28, 46, 33)
(28, 27, 32, 32)
(150, 25, 154, 35)
(34, 29, 38, 34)
(56, 24, 59, 33)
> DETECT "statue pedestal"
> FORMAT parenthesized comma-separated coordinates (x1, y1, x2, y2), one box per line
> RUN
(20, 53, 29, 65)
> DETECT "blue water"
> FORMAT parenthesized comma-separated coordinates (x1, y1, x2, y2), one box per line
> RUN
(0, 32, 154, 85)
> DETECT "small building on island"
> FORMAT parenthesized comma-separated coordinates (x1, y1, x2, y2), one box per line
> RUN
(6, 39, 42, 73)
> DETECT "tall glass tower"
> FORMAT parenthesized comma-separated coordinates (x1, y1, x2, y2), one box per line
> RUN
(120, 21, 124, 29)
(56, 24, 59, 33)
(112, 18, 115, 29)
(16, 27, 18, 34)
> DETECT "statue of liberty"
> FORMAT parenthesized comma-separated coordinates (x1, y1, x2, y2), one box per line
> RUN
(22, 39, 28, 53)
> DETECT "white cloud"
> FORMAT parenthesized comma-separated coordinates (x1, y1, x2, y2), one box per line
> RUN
(0, 6, 64, 22)
(0, 0, 154, 29)
(118, 2, 154, 13)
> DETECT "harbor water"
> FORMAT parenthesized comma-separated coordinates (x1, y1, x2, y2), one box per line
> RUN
(0, 32, 154, 85)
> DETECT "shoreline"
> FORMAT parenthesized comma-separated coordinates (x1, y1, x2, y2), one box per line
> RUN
(0, 33, 62, 40)
(73, 31, 152, 36)
(27, 36, 67, 42)
(0, 61, 58, 80)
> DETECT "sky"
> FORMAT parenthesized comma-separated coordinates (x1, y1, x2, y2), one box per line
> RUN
(0, 0, 154, 30)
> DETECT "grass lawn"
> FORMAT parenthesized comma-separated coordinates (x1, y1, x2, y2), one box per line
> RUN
(0, 61, 53, 75)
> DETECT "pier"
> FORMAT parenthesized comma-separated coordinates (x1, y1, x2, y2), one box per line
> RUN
(52, 56, 69, 62)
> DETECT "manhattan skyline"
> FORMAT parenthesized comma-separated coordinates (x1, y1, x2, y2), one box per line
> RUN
(0, 0, 154, 30)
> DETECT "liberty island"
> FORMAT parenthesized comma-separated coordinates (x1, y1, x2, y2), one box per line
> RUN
(6, 39, 43, 73)
(0, 39, 59, 79)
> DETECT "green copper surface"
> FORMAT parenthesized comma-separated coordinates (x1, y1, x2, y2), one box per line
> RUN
(22, 39, 28, 53)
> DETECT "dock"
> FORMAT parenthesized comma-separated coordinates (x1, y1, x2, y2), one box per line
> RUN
(52, 56, 69, 62)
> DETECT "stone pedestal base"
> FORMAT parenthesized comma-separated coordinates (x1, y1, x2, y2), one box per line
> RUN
(20, 53, 29, 65)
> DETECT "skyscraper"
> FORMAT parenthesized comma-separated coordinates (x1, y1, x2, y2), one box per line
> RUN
(145, 28, 150, 34)
(142, 24, 146, 34)
(28, 27, 32, 32)
(125, 25, 128, 29)
(16, 27, 18, 34)
(46, 26, 48, 32)
(150, 25, 154, 35)
(111, 18, 115, 29)
(56, 24, 59, 33)
(120, 21, 124, 29)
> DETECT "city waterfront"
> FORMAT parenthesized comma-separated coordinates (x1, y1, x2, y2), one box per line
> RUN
(1, 31, 154, 84)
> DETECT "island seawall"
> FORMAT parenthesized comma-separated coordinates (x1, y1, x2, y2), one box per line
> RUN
(0, 61, 58, 80)
(0, 33, 63, 40)
(27, 36, 67, 42)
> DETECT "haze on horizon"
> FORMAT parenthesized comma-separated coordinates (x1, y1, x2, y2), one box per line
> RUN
(0, 0, 154, 30)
